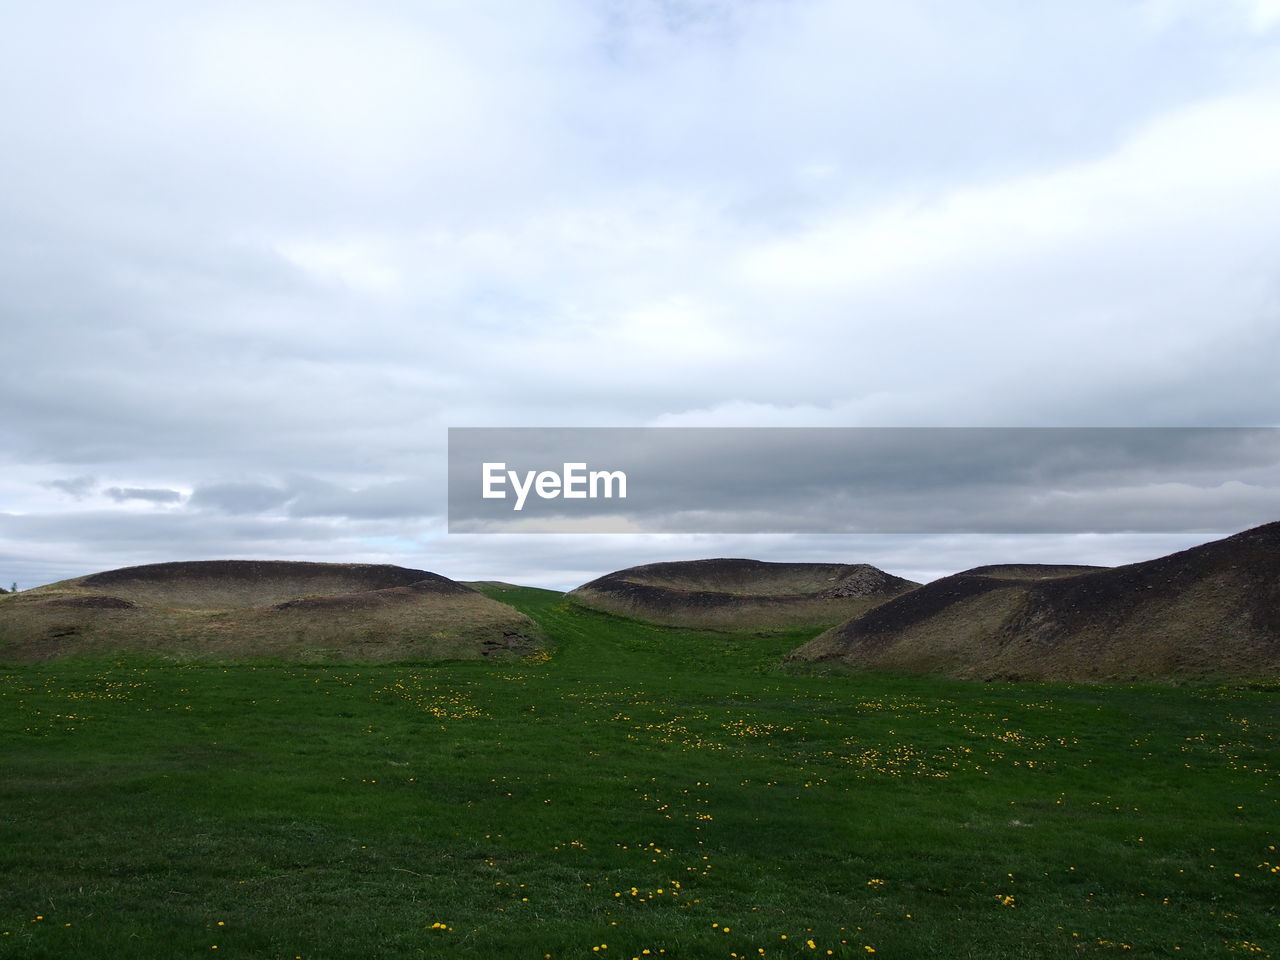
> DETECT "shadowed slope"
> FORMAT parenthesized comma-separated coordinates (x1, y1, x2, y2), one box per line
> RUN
(790, 523, 1280, 680)
(0, 560, 542, 662)
(569, 558, 920, 630)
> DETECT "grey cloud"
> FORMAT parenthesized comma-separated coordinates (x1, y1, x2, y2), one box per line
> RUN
(286, 479, 434, 520)
(187, 482, 293, 515)
(43, 476, 97, 498)
(180, 476, 437, 521)
(104, 486, 183, 504)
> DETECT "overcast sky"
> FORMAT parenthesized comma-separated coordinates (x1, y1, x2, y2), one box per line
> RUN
(2, 0, 1279, 590)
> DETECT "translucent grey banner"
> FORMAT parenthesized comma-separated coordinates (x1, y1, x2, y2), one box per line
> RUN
(447, 427, 1280, 534)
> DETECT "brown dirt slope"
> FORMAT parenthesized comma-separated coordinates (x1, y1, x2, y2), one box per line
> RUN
(0, 560, 543, 663)
(789, 522, 1280, 681)
(568, 558, 920, 630)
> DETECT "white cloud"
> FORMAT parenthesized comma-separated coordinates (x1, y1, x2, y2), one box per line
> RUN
(1143, 0, 1280, 33)
(741, 89, 1280, 299)
(276, 237, 403, 298)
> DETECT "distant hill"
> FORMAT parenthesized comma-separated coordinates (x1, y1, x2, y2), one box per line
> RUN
(0, 560, 543, 662)
(569, 558, 920, 630)
(789, 523, 1280, 681)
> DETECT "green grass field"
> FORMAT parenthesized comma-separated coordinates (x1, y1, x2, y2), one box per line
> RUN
(1, 586, 1276, 959)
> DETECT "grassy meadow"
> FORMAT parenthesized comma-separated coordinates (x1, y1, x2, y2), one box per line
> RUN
(1, 586, 1277, 959)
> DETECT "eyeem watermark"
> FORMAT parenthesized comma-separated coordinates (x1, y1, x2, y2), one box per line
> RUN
(448, 426, 1280, 533)
(481, 462, 627, 511)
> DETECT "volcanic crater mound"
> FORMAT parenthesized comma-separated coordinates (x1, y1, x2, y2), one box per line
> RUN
(789, 522, 1280, 681)
(0, 560, 541, 662)
(569, 558, 920, 630)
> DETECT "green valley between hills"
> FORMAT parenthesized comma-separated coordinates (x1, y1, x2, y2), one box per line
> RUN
(1, 577, 1277, 959)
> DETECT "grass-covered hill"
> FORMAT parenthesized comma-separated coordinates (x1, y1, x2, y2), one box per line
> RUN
(568, 558, 919, 630)
(0, 560, 542, 662)
(790, 522, 1280, 681)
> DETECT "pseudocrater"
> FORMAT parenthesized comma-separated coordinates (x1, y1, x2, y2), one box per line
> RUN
(568, 558, 920, 630)
(0, 560, 543, 662)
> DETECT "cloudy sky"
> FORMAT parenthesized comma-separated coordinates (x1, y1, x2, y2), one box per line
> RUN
(2, 0, 1279, 590)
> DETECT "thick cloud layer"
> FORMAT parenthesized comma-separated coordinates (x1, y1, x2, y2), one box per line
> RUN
(2, 1, 1278, 589)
